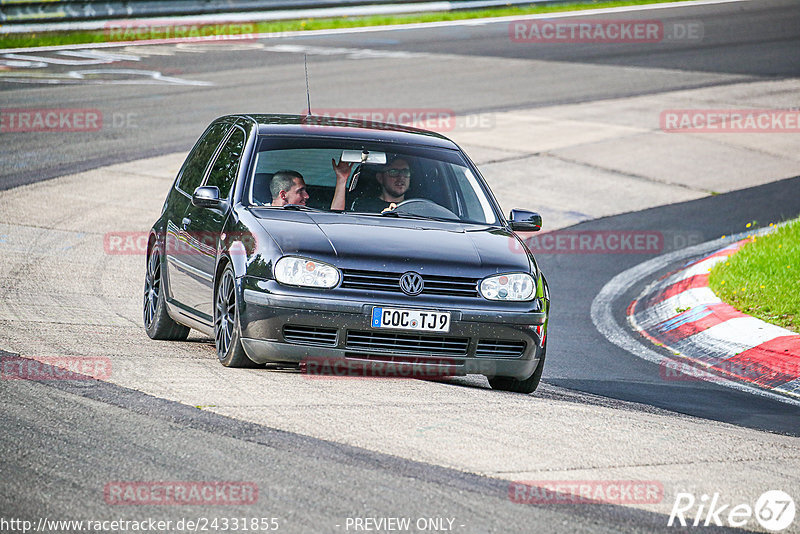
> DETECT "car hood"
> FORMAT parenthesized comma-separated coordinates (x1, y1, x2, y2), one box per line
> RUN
(251, 210, 531, 277)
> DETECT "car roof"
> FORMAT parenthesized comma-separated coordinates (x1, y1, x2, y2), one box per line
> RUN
(221, 114, 461, 150)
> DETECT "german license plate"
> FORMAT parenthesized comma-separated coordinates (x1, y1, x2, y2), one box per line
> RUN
(371, 307, 451, 333)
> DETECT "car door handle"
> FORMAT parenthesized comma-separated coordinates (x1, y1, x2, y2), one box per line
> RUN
(182, 217, 191, 228)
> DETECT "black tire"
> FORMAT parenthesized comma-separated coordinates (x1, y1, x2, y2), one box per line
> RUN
(214, 264, 259, 368)
(144, 248, 190, 341)
(489, 341, 546, 394)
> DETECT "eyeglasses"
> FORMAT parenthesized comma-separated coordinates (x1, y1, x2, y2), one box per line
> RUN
(384, 168, 411, 178)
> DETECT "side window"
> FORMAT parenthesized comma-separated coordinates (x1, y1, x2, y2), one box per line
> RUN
(205, 127, 246, 198)
(453, 167, 495, 224)
(456, 173, 483, 220)
(176, 123, 230, 194)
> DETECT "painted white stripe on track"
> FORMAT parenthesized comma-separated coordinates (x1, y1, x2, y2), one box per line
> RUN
(633, 287, 721, 330)
(634, 256, 723, 305)
(680, 317, 793, 358)
(674, 255, 729, 282)
(776, 378, 800, 396)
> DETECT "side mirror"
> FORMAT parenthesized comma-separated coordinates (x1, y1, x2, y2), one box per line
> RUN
(192, 186, 223, 209)
(509, 209, 542, 232)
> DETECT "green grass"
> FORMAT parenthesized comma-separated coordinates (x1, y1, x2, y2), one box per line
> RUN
(0, 0, 691, 50)
(708, 219, 800, 333)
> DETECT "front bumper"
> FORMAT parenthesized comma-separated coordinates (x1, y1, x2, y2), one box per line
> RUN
(238, 277, 546, 380)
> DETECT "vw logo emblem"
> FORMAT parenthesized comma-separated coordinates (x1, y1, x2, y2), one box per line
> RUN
(399, 272, 424, 296)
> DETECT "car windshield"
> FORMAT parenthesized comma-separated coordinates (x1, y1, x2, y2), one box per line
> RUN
(247, 137, 500, 225)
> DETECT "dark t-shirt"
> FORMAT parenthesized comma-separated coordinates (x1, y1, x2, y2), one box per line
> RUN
(351, 196, 393, 213)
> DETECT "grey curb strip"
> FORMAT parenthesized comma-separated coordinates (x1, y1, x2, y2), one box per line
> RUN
(590, 226, 800, 408)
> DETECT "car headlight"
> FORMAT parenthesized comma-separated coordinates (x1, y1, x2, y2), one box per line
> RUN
(274, 257, 340, 289)
(480, 273, 535, 301)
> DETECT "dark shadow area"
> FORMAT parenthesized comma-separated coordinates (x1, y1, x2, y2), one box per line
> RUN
(548, 379, 800, 437)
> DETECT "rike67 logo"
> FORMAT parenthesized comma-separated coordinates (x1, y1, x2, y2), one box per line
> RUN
(669, 490, 795, 531)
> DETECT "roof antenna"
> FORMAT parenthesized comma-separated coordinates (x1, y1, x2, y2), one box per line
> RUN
(304, 53, 312, 116)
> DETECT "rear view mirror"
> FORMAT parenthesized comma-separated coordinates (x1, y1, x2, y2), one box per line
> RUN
(509, 209, 542, 232)
(341, 150, 386, 164)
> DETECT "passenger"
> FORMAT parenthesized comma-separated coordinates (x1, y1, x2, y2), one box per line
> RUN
(330, 157, 353, 211)
(350, 156, 412, 213)
(270, 158, 352, 209)
(268, 170, 309, 206)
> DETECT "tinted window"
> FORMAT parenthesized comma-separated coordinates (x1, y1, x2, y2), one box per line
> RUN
(206, 127, 246, 198)
(177, 123, 230, 194)
(248, 138, 500, 225)
(252, 147, 342, 186)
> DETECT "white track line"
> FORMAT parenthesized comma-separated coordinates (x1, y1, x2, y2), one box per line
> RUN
(676, 317, 791, 356)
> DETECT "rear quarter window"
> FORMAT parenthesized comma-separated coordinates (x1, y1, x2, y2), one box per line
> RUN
(205, 126, 246, 198)
(176, 122, 230, 195)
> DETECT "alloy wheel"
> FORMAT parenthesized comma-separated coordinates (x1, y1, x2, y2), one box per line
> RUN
(143, 250, 161, 328)
(215, 269, 236, 358)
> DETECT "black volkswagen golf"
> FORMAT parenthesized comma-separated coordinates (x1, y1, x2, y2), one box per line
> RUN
(144, 114, 550, 393)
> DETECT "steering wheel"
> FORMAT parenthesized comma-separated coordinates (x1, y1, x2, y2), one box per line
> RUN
(391, 198, 459, 220)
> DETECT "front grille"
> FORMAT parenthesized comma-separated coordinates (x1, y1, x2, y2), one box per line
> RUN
(340, 269, 479, 297)
(341, 270, 400, 292)
(283, 325, 338, 346)
(475, 339, 526, 358)
(345, 330, 469, 356)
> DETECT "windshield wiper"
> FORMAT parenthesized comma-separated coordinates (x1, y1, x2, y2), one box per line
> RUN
(379, 211, 456, 222)
(280, 204, 323, 212)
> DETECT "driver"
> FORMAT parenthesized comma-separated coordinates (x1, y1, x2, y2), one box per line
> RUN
(351, 156, 411, 213)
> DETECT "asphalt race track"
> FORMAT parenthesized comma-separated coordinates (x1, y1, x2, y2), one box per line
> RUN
(3, 0, 800, 189)
(1, 1, 800, 532)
